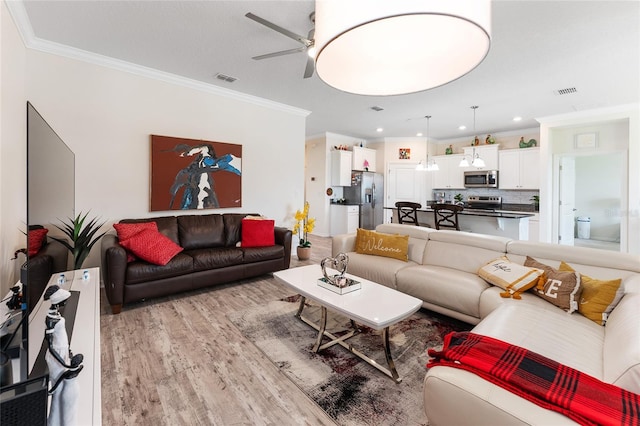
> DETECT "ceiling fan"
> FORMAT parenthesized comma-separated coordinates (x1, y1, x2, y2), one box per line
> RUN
(245, 12, 316, 79)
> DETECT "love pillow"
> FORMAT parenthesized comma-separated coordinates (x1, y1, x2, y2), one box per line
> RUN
(478, 256, 543, 299)
(524, 256, 581, 313)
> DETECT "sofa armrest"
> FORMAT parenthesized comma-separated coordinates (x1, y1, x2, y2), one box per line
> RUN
(274, 226, 292, 268)
(332, 233, 357, 257)
(100, 234, 127, 313)
(623, 274, 640, 293)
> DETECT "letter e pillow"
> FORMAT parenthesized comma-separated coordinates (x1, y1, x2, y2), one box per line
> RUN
(524, 256, 581, 313)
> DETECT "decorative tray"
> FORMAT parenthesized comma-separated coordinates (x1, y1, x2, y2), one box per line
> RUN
(317, 277, 361, 294)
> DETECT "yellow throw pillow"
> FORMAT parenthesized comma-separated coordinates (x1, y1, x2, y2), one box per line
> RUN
(478, 256, 543, 299)
(355, 228, 409, 262)
(559, 261, 623, 325)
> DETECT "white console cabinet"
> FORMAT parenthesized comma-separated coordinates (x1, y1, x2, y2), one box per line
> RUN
(27, 268, 102, 425)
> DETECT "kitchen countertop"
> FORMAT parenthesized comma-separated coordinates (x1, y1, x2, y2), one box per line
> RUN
(331, 201, 361, 206)
(385, 205, 535, 219)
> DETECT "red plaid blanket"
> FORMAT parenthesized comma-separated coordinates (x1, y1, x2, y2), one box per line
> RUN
(427, 332, 639, 426)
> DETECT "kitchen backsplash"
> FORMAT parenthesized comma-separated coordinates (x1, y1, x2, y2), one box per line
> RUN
(435, 188, 539, 205)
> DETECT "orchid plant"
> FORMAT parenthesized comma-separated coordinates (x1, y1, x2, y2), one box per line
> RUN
(293, 202, 316, 248)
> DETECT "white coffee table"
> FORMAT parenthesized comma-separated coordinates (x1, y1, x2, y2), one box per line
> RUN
(273, 264, 422, 382)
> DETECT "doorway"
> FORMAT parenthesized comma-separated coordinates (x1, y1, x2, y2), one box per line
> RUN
(386, 163, 426, 223)
(556, 151, 624, 251)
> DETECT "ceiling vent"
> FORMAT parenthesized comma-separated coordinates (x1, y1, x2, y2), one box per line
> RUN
(215, 73, 238, 83)
(370, 106, 384, 112)
(554, 87, 577, 96)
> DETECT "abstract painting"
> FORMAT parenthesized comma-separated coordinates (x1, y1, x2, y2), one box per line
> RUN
(399, 148, 411, 159)
(150, 135, 242, 211)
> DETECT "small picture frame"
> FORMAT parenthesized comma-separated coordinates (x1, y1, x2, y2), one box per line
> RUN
(575, 133, 597, 149)
(399, 148, 411, 159)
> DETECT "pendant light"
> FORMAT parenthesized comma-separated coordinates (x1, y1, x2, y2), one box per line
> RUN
(314, 1, 492, 96)
(459, 106, 486, 168)
(416, 116, 439, 171)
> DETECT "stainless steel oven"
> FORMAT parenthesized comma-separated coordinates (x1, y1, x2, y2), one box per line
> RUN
(464, 170, 498, 188)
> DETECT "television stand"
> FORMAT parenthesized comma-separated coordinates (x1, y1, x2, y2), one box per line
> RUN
(26, 268, 101, 425)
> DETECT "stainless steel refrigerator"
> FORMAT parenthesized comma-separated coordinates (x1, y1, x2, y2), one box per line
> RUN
(343, 171, 384, 230)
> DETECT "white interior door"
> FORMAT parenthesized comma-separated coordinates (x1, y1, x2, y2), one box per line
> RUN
(387, 163, 424, 222)
(558, 156, 576, 245)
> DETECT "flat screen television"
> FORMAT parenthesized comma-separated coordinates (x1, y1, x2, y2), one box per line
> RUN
(3, 102, 75, 386)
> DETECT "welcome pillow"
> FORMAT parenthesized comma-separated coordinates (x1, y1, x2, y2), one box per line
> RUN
(478, 256, 543, 299)
(524, 256, 581, 313)
(355, 228, 409, 262)
(559, 261, 624, 325)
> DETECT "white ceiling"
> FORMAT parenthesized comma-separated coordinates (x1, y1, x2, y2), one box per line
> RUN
(12, 0, 640, 141)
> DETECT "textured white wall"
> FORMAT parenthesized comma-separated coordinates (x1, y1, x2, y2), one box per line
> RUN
(1, 2, 28, 295)
(575, 153, 623, 242)
(1, 4, 307, 290)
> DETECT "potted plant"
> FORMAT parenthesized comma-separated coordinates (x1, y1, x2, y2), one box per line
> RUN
(530, 195, 540, 211)
(454, 193, 464, 205)
(293, 202, 316, 260)
(50, 211, 108, 270)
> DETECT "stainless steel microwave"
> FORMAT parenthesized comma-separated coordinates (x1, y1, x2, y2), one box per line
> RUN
(464, 170, 498, 188)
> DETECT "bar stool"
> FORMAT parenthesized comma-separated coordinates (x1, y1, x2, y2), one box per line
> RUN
(433, 203, 463, 230)
(395, 201, 422, 225)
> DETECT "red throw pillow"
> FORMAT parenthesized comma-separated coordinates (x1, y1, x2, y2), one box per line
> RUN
(241, 218, 275, 248)
(113, 222, 158, 241)
(113, 222, 159, 262)
(28, 228, 49, 256)
(119, 228, 183, 266)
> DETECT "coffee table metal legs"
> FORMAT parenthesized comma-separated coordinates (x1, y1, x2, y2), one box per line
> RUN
(295, 296, 402, 383)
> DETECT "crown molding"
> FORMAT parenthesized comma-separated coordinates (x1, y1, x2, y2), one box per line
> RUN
(4, 1, 311, 118)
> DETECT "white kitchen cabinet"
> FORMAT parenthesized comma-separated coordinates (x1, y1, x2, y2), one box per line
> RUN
(432, 154, 465, 189)
(352, 146, 376, 172)
(528, 213, 540, 242)
(499, 148, 540, 189)
(330, 204, 360, 236)
(331, 150, 352, 186)
(463, 144, 499, 171)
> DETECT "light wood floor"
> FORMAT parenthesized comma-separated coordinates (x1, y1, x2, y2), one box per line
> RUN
(100, 235, 339, 425)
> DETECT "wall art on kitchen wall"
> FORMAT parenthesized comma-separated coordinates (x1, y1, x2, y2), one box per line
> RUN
(399, 148, 411, 159)
(150, 135, 242, 211)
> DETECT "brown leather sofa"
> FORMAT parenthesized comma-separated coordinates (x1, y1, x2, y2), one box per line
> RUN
(101, 213, 292, 314)
(22, 238, 69, 312)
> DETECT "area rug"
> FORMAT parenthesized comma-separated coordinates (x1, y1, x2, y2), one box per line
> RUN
(228, 295, 472, 426)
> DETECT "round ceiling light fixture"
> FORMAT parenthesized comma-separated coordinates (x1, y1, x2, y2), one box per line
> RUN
(314, 1, 492, 96)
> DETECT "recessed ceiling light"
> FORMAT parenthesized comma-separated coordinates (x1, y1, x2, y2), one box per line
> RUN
(416, 132, 423, 137)
(376, 128, 384, 132)
(458, 125, 466, 130)
(513, 116, 522, 122)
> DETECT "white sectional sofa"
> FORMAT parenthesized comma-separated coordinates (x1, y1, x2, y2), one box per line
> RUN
(332, 223, 640, 425)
